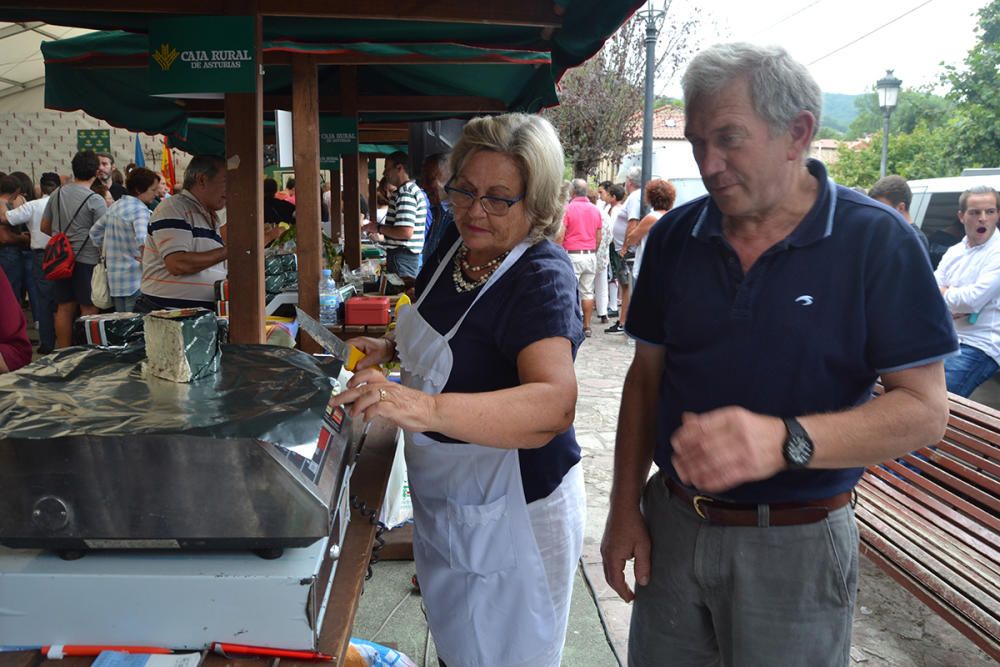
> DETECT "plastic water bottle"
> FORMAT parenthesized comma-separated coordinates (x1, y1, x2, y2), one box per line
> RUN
(319, 269, 340, 326)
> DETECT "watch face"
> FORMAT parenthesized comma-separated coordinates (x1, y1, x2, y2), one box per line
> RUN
(786, 433, 813, 465)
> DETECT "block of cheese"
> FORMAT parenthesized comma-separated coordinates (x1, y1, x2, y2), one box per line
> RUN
(143, 308, 220, 383)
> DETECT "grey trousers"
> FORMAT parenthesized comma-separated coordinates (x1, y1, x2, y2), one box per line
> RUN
(628, 472, 858, 667)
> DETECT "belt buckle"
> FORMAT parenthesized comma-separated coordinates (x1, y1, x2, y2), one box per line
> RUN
(692, 495, 712, 519)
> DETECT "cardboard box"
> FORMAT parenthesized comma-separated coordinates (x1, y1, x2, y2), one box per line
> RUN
(345, 296, 390, 326)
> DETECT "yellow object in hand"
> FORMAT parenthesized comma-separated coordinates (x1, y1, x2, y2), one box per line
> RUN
(278, 222, 291, 231)
(345, 344, 366, 372)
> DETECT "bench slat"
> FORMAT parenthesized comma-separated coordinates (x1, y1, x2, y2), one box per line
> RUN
(903, 455, 1000, 514)
(857, 481, 1000, 597)
(943, 421, 1000, 469)
(858, 474, 1000, 564)
(936, 439, 1000, 482)
(859, 540, 1000, 662)
(875, 460, 1000, 534)
(865, 465, 1000, 548)
(855, 507, 1000, 630)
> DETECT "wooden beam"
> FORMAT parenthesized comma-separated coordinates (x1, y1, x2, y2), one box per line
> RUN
(341, 66, 362, 271)
(224, 6, 265, 344)
(178, 95, 506, 114)
(3, 1, 564, 27)
(359, 130, 411, 144)
(262, 52, 551, 66)
(292, 54, 322, 352)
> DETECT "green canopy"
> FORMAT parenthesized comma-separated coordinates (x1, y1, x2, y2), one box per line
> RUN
(41, 31, 565, 153)
(7, 1, 644, 80)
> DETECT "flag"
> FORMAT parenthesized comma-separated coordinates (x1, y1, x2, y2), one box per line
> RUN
(161, 136, 175, 194)
(133, 133, 145, 168)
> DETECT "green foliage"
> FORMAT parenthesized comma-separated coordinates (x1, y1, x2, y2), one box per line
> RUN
(544, 0, 701, 177)
(655, 95, 683, 109)
(832, 2, 1000, 186)
(847, 88, 954, 139)
(944, 0, 1000, 169)
(821, 93, 859, 133)
(829, 122, 964, 188)
(815, 126, 844, 140)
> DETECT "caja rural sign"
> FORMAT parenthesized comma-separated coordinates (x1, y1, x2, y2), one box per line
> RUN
(148, 16, 256, 96)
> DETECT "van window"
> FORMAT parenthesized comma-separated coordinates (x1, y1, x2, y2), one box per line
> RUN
(918, 191, 963, 268)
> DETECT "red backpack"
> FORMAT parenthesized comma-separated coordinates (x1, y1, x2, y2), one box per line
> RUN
(42, 190, 97, 280)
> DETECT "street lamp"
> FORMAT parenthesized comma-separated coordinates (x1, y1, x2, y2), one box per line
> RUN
(876, 69, 902, 178)
(638, 3, 665, 215)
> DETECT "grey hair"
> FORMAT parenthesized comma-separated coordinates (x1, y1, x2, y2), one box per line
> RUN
(625, 166, 642, 187)
(959, 185, 1000, 211)
(182, 154, 226, 191)
(682, 42, 822, 140)
(571, 178, 589, 197)
(449, 113, 566, 243)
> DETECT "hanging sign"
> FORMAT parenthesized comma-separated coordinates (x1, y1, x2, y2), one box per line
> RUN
(148, 16, 256, 96)
(319, 117, 359, 167)
(77, 129, 111, 153)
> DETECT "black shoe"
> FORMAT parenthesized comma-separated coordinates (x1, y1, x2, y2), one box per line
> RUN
(599, 315, 609, 324)
(608, 309, 620, 318)
(605, 322, 624, 334)
(36, 345, 53, 354)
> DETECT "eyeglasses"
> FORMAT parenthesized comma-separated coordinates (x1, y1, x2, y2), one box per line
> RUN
(444, 179, 525, 217)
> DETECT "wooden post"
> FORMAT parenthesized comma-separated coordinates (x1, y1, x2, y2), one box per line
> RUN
(224, 6, 264, 343)
(331, 163, 342, 244)
(341, 66, 362, 271)
(292, 54, 321, 352)
(367, 156, 378, 223)
(359, 154, 370, 224)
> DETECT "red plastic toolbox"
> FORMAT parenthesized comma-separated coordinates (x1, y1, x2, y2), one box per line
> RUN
(345, 296, 390, 326)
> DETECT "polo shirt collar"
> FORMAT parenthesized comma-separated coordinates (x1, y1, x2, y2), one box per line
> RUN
(570, 196, 589, 204)
(691, 158, 837, 248)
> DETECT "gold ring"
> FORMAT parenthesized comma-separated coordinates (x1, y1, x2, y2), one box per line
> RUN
(378, 388, 388, 402)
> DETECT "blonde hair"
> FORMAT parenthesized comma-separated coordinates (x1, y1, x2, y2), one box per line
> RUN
(448, 113, 566, 243)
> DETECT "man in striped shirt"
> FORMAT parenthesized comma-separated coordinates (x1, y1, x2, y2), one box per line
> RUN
(365, 151, 426, 278)
(138, 155, 229, 312)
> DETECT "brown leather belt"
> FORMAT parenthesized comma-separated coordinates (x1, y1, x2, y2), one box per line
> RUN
(663, 475, 851, 527)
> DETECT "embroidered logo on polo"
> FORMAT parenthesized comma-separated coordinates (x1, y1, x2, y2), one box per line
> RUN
(795, 295, 814, 306)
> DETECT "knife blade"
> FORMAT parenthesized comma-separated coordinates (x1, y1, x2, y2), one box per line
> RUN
(295, 307, 366, 371)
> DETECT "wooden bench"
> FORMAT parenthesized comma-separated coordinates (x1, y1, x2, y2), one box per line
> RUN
(855, 392, 1000, 661)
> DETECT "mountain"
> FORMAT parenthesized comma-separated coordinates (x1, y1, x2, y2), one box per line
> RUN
(822, 93, 860, 134)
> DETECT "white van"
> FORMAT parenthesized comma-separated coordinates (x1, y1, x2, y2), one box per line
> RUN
(909, 170, 1000, 241)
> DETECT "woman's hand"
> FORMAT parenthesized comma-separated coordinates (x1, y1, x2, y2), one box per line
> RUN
(332, 367, 438, 431)
(348, 336, 395, 370)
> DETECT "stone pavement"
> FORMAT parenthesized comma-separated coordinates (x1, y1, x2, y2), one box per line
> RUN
(573, 320, 993, 666)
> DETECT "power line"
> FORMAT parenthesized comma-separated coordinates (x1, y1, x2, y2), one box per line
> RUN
(808, 0, 936, 66)
(753, 0, 824, 36)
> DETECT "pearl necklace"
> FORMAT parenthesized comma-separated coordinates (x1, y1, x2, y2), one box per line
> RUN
(452, 245, 511, 293)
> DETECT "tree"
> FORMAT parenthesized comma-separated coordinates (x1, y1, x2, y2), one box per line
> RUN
(846, 88, 954, 139)
(944, 0, 1000, 169)
(544, 1, 701, 178)
(829, 122, 963, 188)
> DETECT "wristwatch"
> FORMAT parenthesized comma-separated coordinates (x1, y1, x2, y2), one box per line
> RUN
(781, 417, 814, 469)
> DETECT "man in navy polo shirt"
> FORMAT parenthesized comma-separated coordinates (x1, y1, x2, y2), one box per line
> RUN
(601, 43, 957, 666)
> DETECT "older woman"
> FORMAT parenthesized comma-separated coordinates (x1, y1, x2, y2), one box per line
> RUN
(336, 113, 585, 667)
(90, 168, 160, 313)
(625, 178, 677, 280)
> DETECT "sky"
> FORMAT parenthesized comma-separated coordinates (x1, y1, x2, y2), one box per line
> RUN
(660, 0, 988, 96)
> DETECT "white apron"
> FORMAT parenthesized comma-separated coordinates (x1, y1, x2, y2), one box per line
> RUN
(396, 238, 560, 667)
